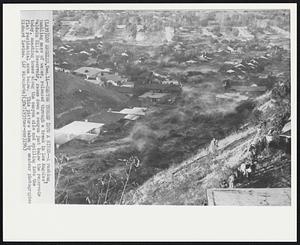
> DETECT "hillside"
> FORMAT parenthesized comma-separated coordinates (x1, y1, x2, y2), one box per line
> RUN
(123, 91, 291, 205)
(54, 71, 129, 128)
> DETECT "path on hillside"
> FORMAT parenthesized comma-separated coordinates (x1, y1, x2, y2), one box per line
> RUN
(172, 128, 257, 175)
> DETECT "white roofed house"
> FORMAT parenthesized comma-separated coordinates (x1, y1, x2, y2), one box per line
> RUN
(54, 121, 105, 148)
(226, 69, 235, 74)
(116, 24, 126, 29)
(138, 91, 172, 105)
(120, 81, 134, 88)
(161, 80, 181, 86)
(111, 107, 147, 121)
(73, 67, 110, 81)
(80, 51, 91, 56)
(97, 73, 126, 87)
(118, 107, 147, 116)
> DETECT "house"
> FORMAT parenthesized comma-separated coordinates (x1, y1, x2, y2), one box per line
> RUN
(226, 69, 235, 74)
(117, 107, 147, 116)
(97, 73, 126, 85)
(153, 72, 168, 79)
(54, 62, 71, 73)
(161, 80, 181, 86)
(116, 25, 126, 29)
(250, 59, 258, 64)
(206, 188, 291, 206)
(111, 107, 148, 121)
(258, 74, 269, 79)
(54, 67, 64, 72)
(123, 114, 140, 121)
(120, 81, 134, 88)
(54, 121, 105, 147)
(73, 67, 109, 80)
(138, 91, 171, 105)
(199, 55, 209, 61)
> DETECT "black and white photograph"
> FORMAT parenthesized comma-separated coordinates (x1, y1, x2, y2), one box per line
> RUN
(53, 9, 292, 206)
(3, 3, 297, 242)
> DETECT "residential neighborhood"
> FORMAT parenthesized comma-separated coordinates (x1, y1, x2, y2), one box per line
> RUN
(53, 10, 291, 206)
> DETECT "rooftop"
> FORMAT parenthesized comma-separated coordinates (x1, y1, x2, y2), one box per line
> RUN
(73, 67, 107, 77)
(117, 107, 147, 116)
(124, 114, 140, 121)
(99, 73, 124, 82)
(55, 121, 104, 136)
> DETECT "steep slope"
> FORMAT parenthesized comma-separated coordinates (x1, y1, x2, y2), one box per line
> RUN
(123, 128, 257, 205)
(123, 88, 291, 205)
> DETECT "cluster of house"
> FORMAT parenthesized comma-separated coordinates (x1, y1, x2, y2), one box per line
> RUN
(71, 66, 182, 103)
(136, 78, 182, 106)
(53, 40, 104, 69)
(219, 54, 274, 96)
(54, 61, 183, 104)
(55, 107, 148, 148)
(222, 54, 270, 77)
(54, 62, 72, 73)
(73, 66, 133, 86)
(55, 40, 103, 56)
(72, 66, 136, 98)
